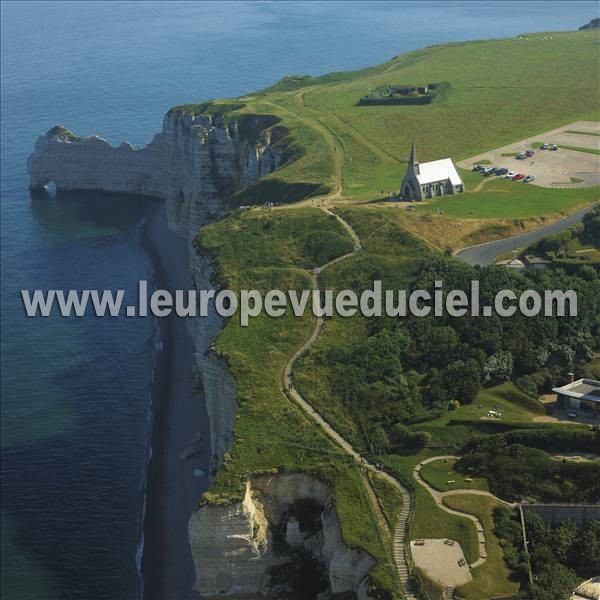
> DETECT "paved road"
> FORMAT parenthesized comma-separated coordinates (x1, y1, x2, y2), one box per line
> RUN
(455, 202, 598, 266)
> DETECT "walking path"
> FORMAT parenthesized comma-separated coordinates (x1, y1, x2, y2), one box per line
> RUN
(413, 456, 514, 569)
(281, 207, 418, 599)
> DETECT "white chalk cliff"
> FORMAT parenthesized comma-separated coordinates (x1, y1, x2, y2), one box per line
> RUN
(28, 110, 376, 598)
(189, 473, 376, 598)
(28, 112, 282, 243)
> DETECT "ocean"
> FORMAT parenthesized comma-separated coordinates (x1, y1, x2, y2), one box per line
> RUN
(0, 2, 596, 599)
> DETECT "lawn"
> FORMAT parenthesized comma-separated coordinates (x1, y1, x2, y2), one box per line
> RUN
(566, 130, 600, 137)
(442, 495, 521, 600)
(383, 453, 480, 566)
(420, 457, 489, 493)
(532, 140, 600, 155)
(173, 29, 599, 216)
(339, 190, 597, 253)
(425, 382, 545, 427)
(198, 207, 400, 596)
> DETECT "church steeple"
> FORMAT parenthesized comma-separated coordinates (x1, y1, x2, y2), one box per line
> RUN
(409, 140, 420, 175)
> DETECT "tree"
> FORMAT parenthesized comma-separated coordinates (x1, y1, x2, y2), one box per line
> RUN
(517, 563, 579, 600)
(483, 351, 513, 384)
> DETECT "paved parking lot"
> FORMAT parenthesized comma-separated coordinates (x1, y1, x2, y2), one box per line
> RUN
(459, 121, 600, 188)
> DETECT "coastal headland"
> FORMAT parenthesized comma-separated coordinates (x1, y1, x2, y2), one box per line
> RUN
(27, 26, 600, 600)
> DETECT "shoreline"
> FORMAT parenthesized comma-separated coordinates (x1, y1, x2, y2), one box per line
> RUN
(139, 201, 211, 600)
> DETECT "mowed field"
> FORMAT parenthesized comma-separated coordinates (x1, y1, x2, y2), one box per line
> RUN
(295, 32, 600, 198)
(175, 29, 599, 236)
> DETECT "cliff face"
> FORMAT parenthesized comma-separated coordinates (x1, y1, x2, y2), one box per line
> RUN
(28, 108, 282, 479)
(28, 112, 374, 598)
(189, 473, 376, 599)
(190, 254, 237, 475)
(28, 112, 282, 244)
(579, 18, 600, 30)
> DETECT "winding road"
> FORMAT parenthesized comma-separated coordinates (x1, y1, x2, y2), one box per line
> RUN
(455, 202, 598, 265)
(281, 207, 418, 600)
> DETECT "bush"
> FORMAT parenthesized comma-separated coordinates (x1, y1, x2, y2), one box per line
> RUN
(515, 375, 539, 398)
(390, 423, 430, 452)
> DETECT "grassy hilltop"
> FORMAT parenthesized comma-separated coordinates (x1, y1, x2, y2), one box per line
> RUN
(190, 29, 600, 600)
(176, 29, 598, 216)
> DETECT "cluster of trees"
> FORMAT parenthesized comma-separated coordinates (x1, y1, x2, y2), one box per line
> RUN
(314, 251, 600, 452)
(494, 506, 600, 600)
(528, 205, 600, 260)
(456, 443, 600, 502)
(465, 426, 600, 454)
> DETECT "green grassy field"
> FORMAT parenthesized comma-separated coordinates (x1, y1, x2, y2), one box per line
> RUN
(174, 29, 599, 217)
(532, 141, 600, 155)
(420, 457, 489, 493)
(188, 28, 600, 599)
(566, 130, 600, 137)
(442, 495, 521, 600)
(425, 382, 545, 427)
(197, 207, 399, 596)
(383, 453, 480, 565)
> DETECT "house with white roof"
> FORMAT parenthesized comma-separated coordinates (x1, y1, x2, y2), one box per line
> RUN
(553, 377, 600, 417)
(401, 141, 465, 201)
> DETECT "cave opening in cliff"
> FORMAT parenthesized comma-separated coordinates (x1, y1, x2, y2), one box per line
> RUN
(264, 497, 356, 600)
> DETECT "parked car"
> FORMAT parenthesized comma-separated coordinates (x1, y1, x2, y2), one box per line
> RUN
(472, 165, 485, 171)
(523, 175, 536, 183)
(513, 173, 526, 180)
(516, 152, 526, 160)
(496, 167, 509, 175)
(506, 171, 518, 179)
(481, 166, 493, 174)
(567, 412, 577, 419)
(525, 150, 535, 157)
(550, 144, 559, 151)
(541, 143, 549, 150)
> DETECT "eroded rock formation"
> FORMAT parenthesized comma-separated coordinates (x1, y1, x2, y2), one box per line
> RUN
(28, 111, 282, 244)
(28, 111, 375, 599)
(189, 473, 375, 599)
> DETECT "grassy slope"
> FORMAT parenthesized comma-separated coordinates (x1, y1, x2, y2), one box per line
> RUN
(442, 495, 521, 599)
(420, 457, 489, 493)
(424, 382, 546, 428)
(175, 30, 599, 221)
(294, 205, 431, 450)
(367, 470, 405, 532)
(197, 207, 399, 596)
(384, 453, 480, 566)
(187, 29, 599, 598)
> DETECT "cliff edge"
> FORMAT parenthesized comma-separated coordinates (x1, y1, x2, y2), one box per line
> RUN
(28, 112, 283, 243)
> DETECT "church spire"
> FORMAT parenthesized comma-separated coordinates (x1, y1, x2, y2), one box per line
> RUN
(409, 139, 417, 164)
(409, 139, 420, 175)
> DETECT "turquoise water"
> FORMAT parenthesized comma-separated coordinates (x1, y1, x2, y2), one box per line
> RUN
(1, 2, 596, 599)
